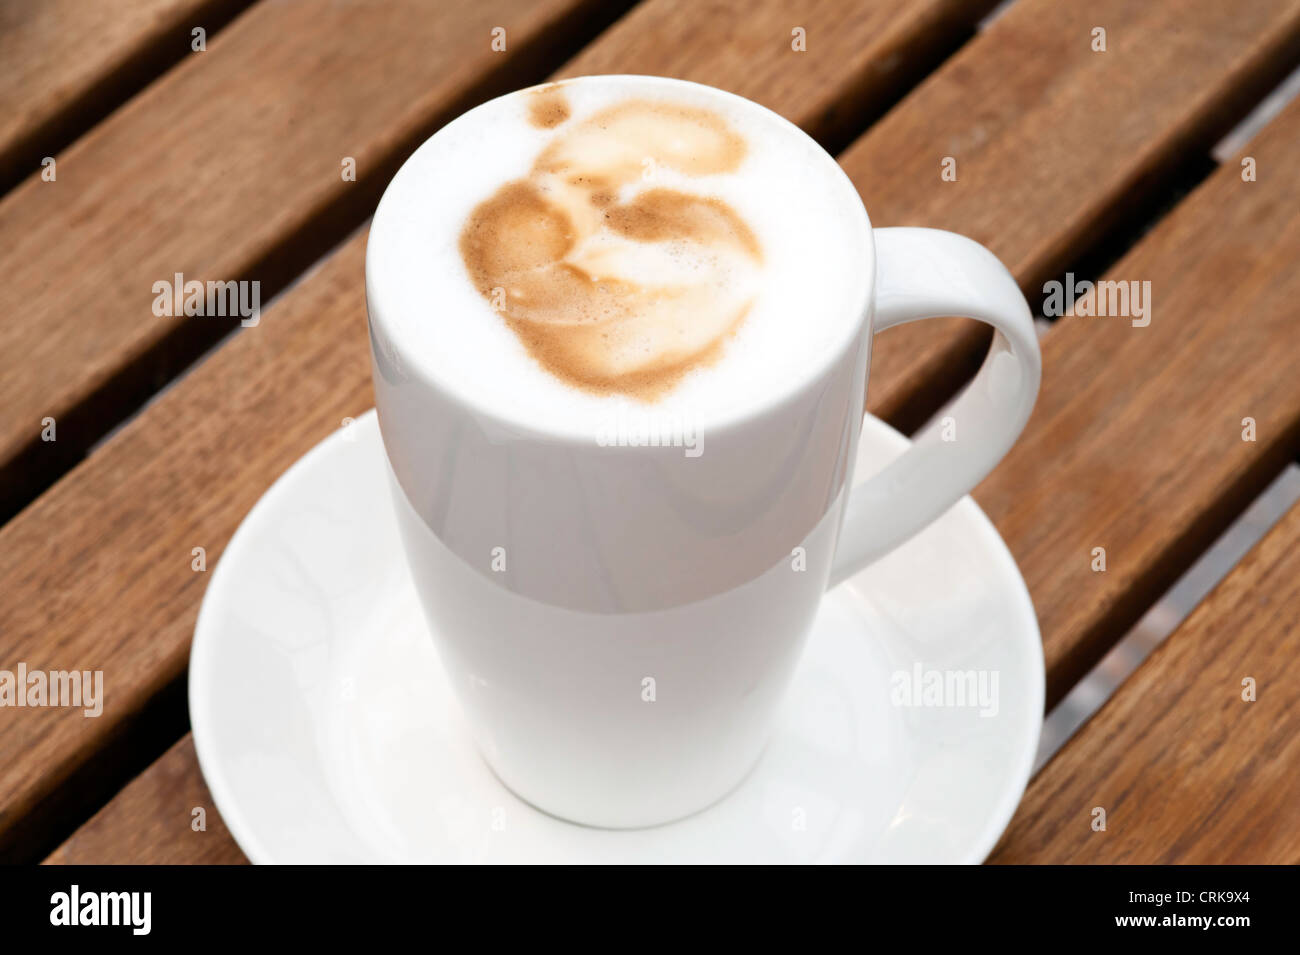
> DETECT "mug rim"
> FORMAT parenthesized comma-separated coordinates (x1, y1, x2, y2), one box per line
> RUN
(365, 73, 875, 444)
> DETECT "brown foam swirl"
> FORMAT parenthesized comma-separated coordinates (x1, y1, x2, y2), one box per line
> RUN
(459, 91, 761, 400)
(526, 84, 570, 129)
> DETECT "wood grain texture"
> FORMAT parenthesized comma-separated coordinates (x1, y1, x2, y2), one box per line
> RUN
(0, 0, 995, 865)
(45, 736, 246, 865)
(0, 0, 627, 521)
(29, 5, 1300, 863)
(989, 501, 1300, 863)
(849, 0, 1300, 431)
(2, 242, 372, 864)
(557, 0, 995, 151)
(0, 0, 252, 191)
(970, 92, 1300, 708)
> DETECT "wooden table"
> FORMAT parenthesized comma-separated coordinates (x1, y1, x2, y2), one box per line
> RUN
(2, 0, 1298, 865)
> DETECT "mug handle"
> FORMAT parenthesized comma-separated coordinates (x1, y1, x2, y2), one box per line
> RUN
(828, 227, 1042, 587)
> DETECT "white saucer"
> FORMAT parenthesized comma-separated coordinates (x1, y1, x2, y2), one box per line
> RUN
(190, 410, 1042, 863)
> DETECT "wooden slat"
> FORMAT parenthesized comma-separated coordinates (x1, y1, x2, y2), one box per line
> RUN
(0, 0, 251, 191)
(45, 737, 246, 865)
(6, 251, 371, 866)
(0, 0, 628, 521)
(557, 0, 993, 151)
(851, 0, 1300, 431)
(989, 501, 1300, 863)
(49, 41, 1300, 869)
(0, 0, 996, 864)
(970, 92, 1300, 707)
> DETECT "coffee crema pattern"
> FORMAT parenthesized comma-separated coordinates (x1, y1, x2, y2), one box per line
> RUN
(459, 87, 763, 400)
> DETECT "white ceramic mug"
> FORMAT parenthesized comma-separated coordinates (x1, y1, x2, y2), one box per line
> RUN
(366, 76, 1040, 828)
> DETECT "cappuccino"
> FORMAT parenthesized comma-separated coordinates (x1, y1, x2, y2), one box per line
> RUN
(368, 75, 868, 430)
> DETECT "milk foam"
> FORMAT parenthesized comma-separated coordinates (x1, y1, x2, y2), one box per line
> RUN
(368, 75, 870, 433)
